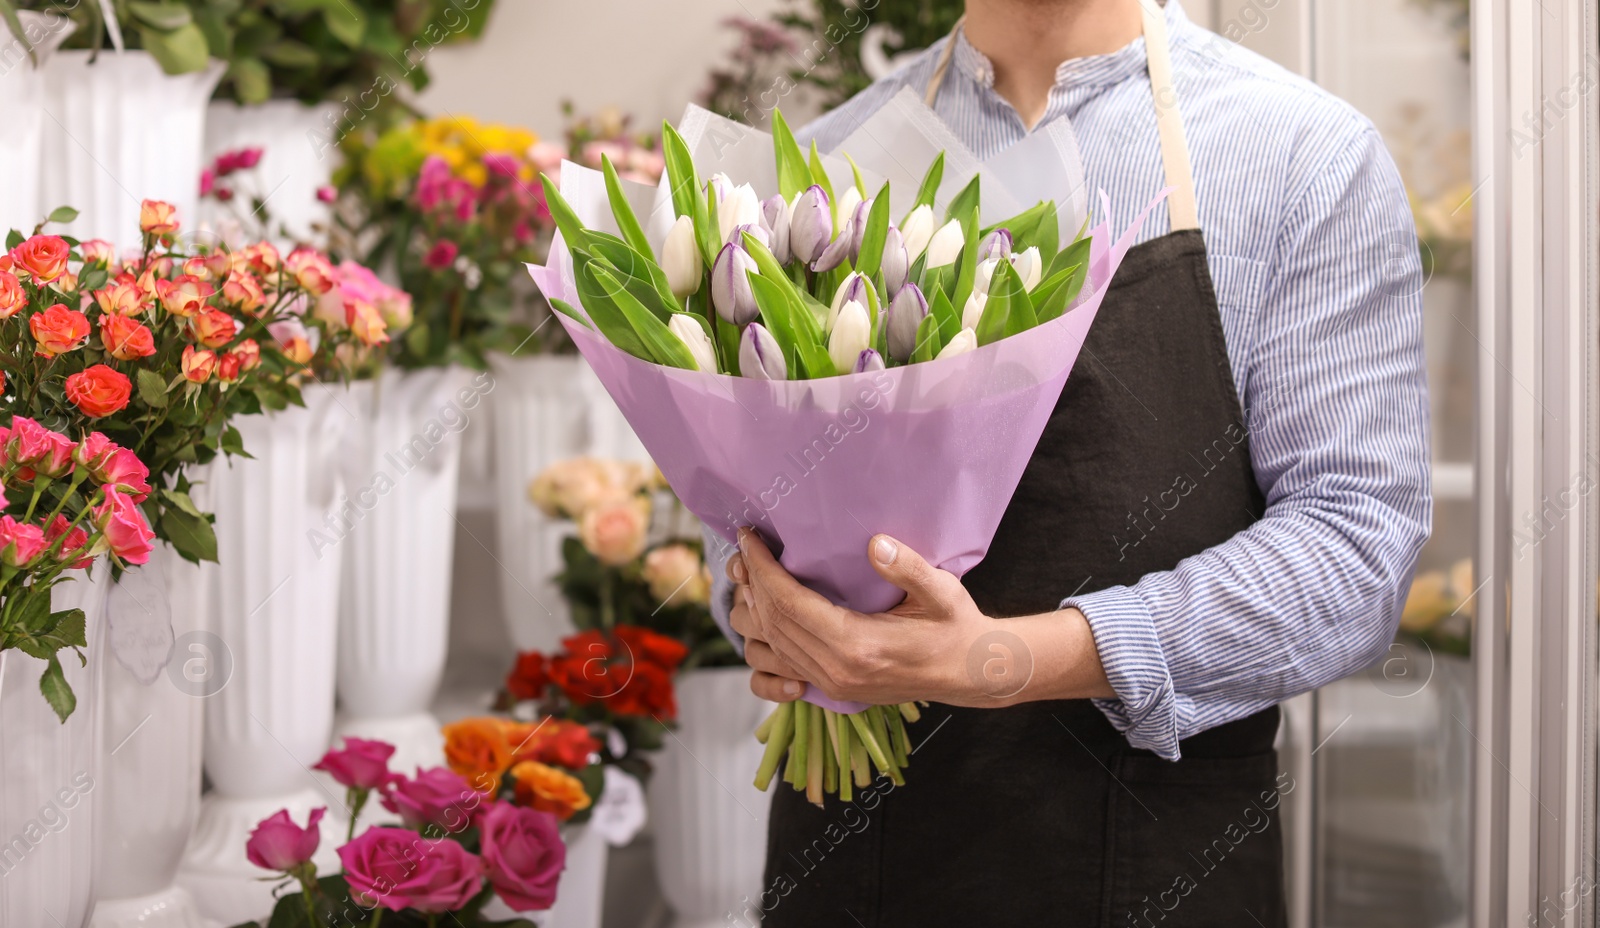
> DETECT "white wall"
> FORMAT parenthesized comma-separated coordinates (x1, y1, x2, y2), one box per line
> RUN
(416, 0, 788, 138)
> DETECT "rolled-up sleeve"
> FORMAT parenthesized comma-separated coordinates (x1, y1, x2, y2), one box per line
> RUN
(1065, 127, 1432, 760)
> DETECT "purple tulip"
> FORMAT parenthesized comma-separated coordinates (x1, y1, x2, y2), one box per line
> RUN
(980, 228, 1013, 262)
(847, 200, 871, 262)
(761, 194, 792, 264)
(811, 219, 854, 273)
(829, 272, 872, 330)
(788, 185, 832, 264)
(854, 349, 885, 373)
(731, 222, 770, 251)
(710, 243, 759, 326)
(885, 283, 929, 362)
(881, 226, 909, 295)
(739, 322, 787, 380)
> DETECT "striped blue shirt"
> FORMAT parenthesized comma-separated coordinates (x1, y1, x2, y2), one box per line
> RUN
(713, 0, 1431, 761)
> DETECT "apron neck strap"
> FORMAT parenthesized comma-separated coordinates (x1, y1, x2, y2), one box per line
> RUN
(922, 2, 1200, 232)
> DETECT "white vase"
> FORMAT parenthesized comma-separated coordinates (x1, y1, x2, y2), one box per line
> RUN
(0, 11, 72, 232)
(39, 50, 224, 243)
(202, 100, 341, 248)
(0, 568, 108, 928)
(650, 668, 774, 928)
(88, 543, 212, 928)
(176, 383, 355, 925)
(333, 367, 470, 774)
(488, 353, 648, 651)
(482, 822, 608, 928)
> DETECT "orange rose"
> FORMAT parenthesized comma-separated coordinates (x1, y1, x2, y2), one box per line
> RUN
(281, 336, 313, 366)
(239, 241, 280, 276)
(348, 300, 389, 347)
(100, 314, 155, 360)
(78, 239, 116, 267)
(181, 345, 216, 383)
(9, 235, 70, 283)
(64, 364, 132, 418)
(284, 247, 335, 295)
(29, 304, 90, 357)
(192, 308, 237, 348)
(230, 338, 261, 371)
(442, 717, 515, 793)
(221, 270, 265, 314)
(139, 199, 179, 236)
(509, 761, 592, 820)
(578, 496, 650, 566)
(156, 275, 215, 318)
(0, 270, 24, 319)
(93, 274, 146, 316)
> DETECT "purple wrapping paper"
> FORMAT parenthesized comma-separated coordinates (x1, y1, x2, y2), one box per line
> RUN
(530, 185, 1167, 713)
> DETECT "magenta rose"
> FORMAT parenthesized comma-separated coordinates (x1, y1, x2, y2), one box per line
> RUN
(338, 827, 484, 913)
(90, 487, 155, 565)
(480, 801, 565, 912)
(314, 737, 397, 790)
(246, 807, 324, 872)
(0, 516, 47, 567)
(381, 766, 480, 832)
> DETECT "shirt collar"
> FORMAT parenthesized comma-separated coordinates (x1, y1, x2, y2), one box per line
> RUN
(952, 0, 1188, 91)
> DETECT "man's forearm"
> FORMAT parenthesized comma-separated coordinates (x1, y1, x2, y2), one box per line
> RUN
(986, 607, 1115, 705)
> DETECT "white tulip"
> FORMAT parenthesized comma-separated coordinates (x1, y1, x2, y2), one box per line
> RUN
(719, 183, 762, 244)
(828, 272, 873, 332)
(828, 300, 871, 375)
(662, 216, 702, 299)
(961, 291, 987, 330)
(925, 219, 965, 269)
(901, 205, 935, 262)
(937, 327, 978, 360)
(1010, 246, 1043, 291)
(668, 314, 717, 372)
(835, 185, 864, 229)
(973, 256, 1000, 297)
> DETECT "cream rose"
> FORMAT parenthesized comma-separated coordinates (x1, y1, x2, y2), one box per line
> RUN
(642, 543, 711, 606)
(578, 497, 651, 566)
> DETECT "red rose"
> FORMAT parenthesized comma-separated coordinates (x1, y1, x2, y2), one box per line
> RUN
(100, 313, 156, 361)
(29, 304, 90, 357)
(538, 721, 601, 770)
(505, 651, 549, 702)
(613, 626, 689, 672)
(65, 364, 132, 418)
(9, 235, 70, 283)
(611, 660, 678, 720)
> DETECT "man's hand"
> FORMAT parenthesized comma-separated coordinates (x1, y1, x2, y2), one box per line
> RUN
(727, 528, 1114, 708)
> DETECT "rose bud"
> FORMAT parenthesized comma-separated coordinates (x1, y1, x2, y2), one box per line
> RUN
(709, 243, 759, 326)
(827, 300, 871, 375)
(221, 270, 266, 314)
(662, 216, 702, 299)
(156, 275, 215, 318)
(74, 432, 116, 471)
(739, 322, 786, 380)
(314, 737, 398, 791)
(881, 226, 909, 296)
(718, 182, 761, 245)
(32, 431, 75, 478)
(139, 199, 180, 236)
(0, 270, 24, 318)
(241, 241, 280, 275)
(0, 516, 47, 568)
(760, 194, 792, 264)
(230, 338, 262, 371)
(92, 487, 156, 565)
(65, 365, 132, 418)
(245, 807, 324, 874)
(886, 283, 929, 362)
(215, 352, 243, 384)
(855, 349, 886, 373)
(79, 239, 116, 267)
(100, 314, 155, 360)
(46, 515, 91, 569)
(192, 308, 239, 349)
(980, 228, 1013, 262)
(284, 247, 337, 295)
(1010, 245, 1043, 290)
(29, 304, 90, 357)
(925, 219, 965, 269)
(788, 185, 832, 264)
(901, 204, 935, 262)
(810, 218, 854, 274)
(181, 345, 217, 383)
(9, 234, 71, 283)
(962, 290, 988, 330)
(937, 327, 978, 360)
(667, 314, 717, 372)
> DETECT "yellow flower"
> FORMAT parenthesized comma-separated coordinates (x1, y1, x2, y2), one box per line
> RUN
(1400, 570, 1453, 634)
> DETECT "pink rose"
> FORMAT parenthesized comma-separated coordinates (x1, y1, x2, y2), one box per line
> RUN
(338, 827, 484, 913)
(8, 417, 64, 468)
(479, 801, 565, 912)
(45, 515, 92, 569)
(74, 432, 116, 471)
(423, 240, 458, 270)
(93, 447, 151, 502)
(246, 807, 324, 872)
(0, 516, 47, 567)
(91, 487, 155, 565)
(32, 430, 76, 479)
(313, 737, 396, 790)
(381, 767, 480, 832)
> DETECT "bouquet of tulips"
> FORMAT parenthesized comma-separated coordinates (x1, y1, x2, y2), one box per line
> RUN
(1, 200, 395, 565)
(237, 736, 565, 928)
(527, 105, 1159, 803)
